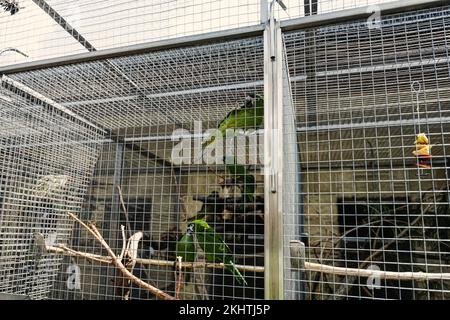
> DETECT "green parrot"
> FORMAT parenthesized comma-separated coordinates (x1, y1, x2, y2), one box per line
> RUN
(175, 223, 196, 263)
(202, 93, 264, 150)
(190, 219, 247, 285)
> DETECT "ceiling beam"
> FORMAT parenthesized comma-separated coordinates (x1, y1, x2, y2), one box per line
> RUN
(31, 0, 95, 52)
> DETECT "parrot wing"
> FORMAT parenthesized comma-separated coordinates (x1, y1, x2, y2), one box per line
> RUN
(176, 233, 196, 263)
(194, 221, 247, 285)
(201, 95, 263, 151)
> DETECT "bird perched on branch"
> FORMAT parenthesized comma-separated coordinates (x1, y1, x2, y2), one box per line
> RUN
(187, 219, 247, 285)
(201, 93, 264, 151)
(176, 223, 196, 263)
(21, 175, 69, 295)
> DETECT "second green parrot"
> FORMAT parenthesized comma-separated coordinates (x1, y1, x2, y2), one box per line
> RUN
(175, 223, 196, 262)
(189, 219, 247, 285)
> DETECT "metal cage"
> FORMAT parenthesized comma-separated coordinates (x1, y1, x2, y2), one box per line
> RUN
(0, 0, 449, 300)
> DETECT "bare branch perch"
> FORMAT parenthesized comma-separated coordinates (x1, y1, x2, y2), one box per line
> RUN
(67, 213, 175, 300)
(303, 262, 450, 281)
(117, 186, 133, 237)
(47, 244, 264, 273)
(118, 225, 126, 261)
(175, 256, 183, 299)
(47, 243, 450, 280)
(134, 257, 450, 281)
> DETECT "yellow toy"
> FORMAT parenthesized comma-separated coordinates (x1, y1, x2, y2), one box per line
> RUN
(412, 133, 432, 169)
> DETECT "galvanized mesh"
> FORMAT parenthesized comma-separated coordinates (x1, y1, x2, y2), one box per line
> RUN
(0, 76, 103, 299)
(1, 0, 450, 302)
(6, 36, 265, 300)
(0, 0, 261, 67)
(283, 5, 450, 299)
(277, 0, 401, 20)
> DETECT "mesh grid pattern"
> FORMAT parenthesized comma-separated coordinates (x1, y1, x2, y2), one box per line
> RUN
(0, 0, 261, 67)
(5, 36, 265, 300)
(1, 1, 450, 301)
(0, 76, 103, 299)
(283, 5, 450, 300)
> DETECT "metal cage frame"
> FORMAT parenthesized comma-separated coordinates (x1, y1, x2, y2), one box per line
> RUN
(0, 0, 449, 300)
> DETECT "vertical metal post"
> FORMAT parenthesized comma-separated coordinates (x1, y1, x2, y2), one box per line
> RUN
(264, 1, 284, 300)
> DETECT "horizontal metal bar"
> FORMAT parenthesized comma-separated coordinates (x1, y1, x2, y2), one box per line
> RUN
(281, 0, 450, 31)
(1, 75, 106, 133)
(301, 158, 448, 170)
(0, 129, 265, 150)
(0, 24, 265, 75)
(315, 57, 450, 77)
(93, 166, 246, 176)
(146, 80, 264, 99)
(297, 116, 450, 132)
(61, 81, 267, 107)
(31, 0, 96, 52)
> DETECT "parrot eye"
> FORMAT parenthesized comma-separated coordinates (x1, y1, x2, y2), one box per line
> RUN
(187, 224, 195, 234)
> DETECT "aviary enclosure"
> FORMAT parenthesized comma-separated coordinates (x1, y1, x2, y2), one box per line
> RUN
(0, 0, 449, 300)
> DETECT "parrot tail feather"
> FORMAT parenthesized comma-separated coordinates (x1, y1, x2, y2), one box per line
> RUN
(225, 261, 247, 286)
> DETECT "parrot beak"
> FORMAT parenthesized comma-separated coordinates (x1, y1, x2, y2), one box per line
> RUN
(244, 94, 255, 108)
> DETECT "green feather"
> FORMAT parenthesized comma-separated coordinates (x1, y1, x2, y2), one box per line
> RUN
(202, 94, 263, 150)
(190, 220, 247, 285)
(176, 231, 196, 263)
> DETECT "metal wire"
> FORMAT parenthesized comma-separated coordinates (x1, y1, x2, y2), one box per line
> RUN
(283, 4, 450, 300)
(0, 0, 261, 67)
(2, 36, 265, 300)
(276, 0, 401, 20)
(1, 0, 450, 301)
(0, 76, 103, 299)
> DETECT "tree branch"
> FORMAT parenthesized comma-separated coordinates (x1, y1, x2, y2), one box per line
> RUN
(68, 213, 175, 300)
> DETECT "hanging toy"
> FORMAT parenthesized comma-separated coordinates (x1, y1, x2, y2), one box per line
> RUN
(412, 133, 432, 169)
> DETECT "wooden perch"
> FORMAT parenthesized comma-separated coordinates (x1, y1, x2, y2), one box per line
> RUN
(175, 256, 183, 299)
(67, 212, 175, 300)
(50, 213, 450, 287)
(47, 243, 450, 281)
(117, 186, 133, 238)
(47, 244, 264, 273)
(303, 262, 450, 281)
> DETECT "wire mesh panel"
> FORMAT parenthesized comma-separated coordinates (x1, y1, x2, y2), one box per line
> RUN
(6, 36, 265, 300)
(0, 76, 103, 299)
(276, 0, 401, 20)
(283, 5, 450, 300)
(0, 0, 261, 67)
